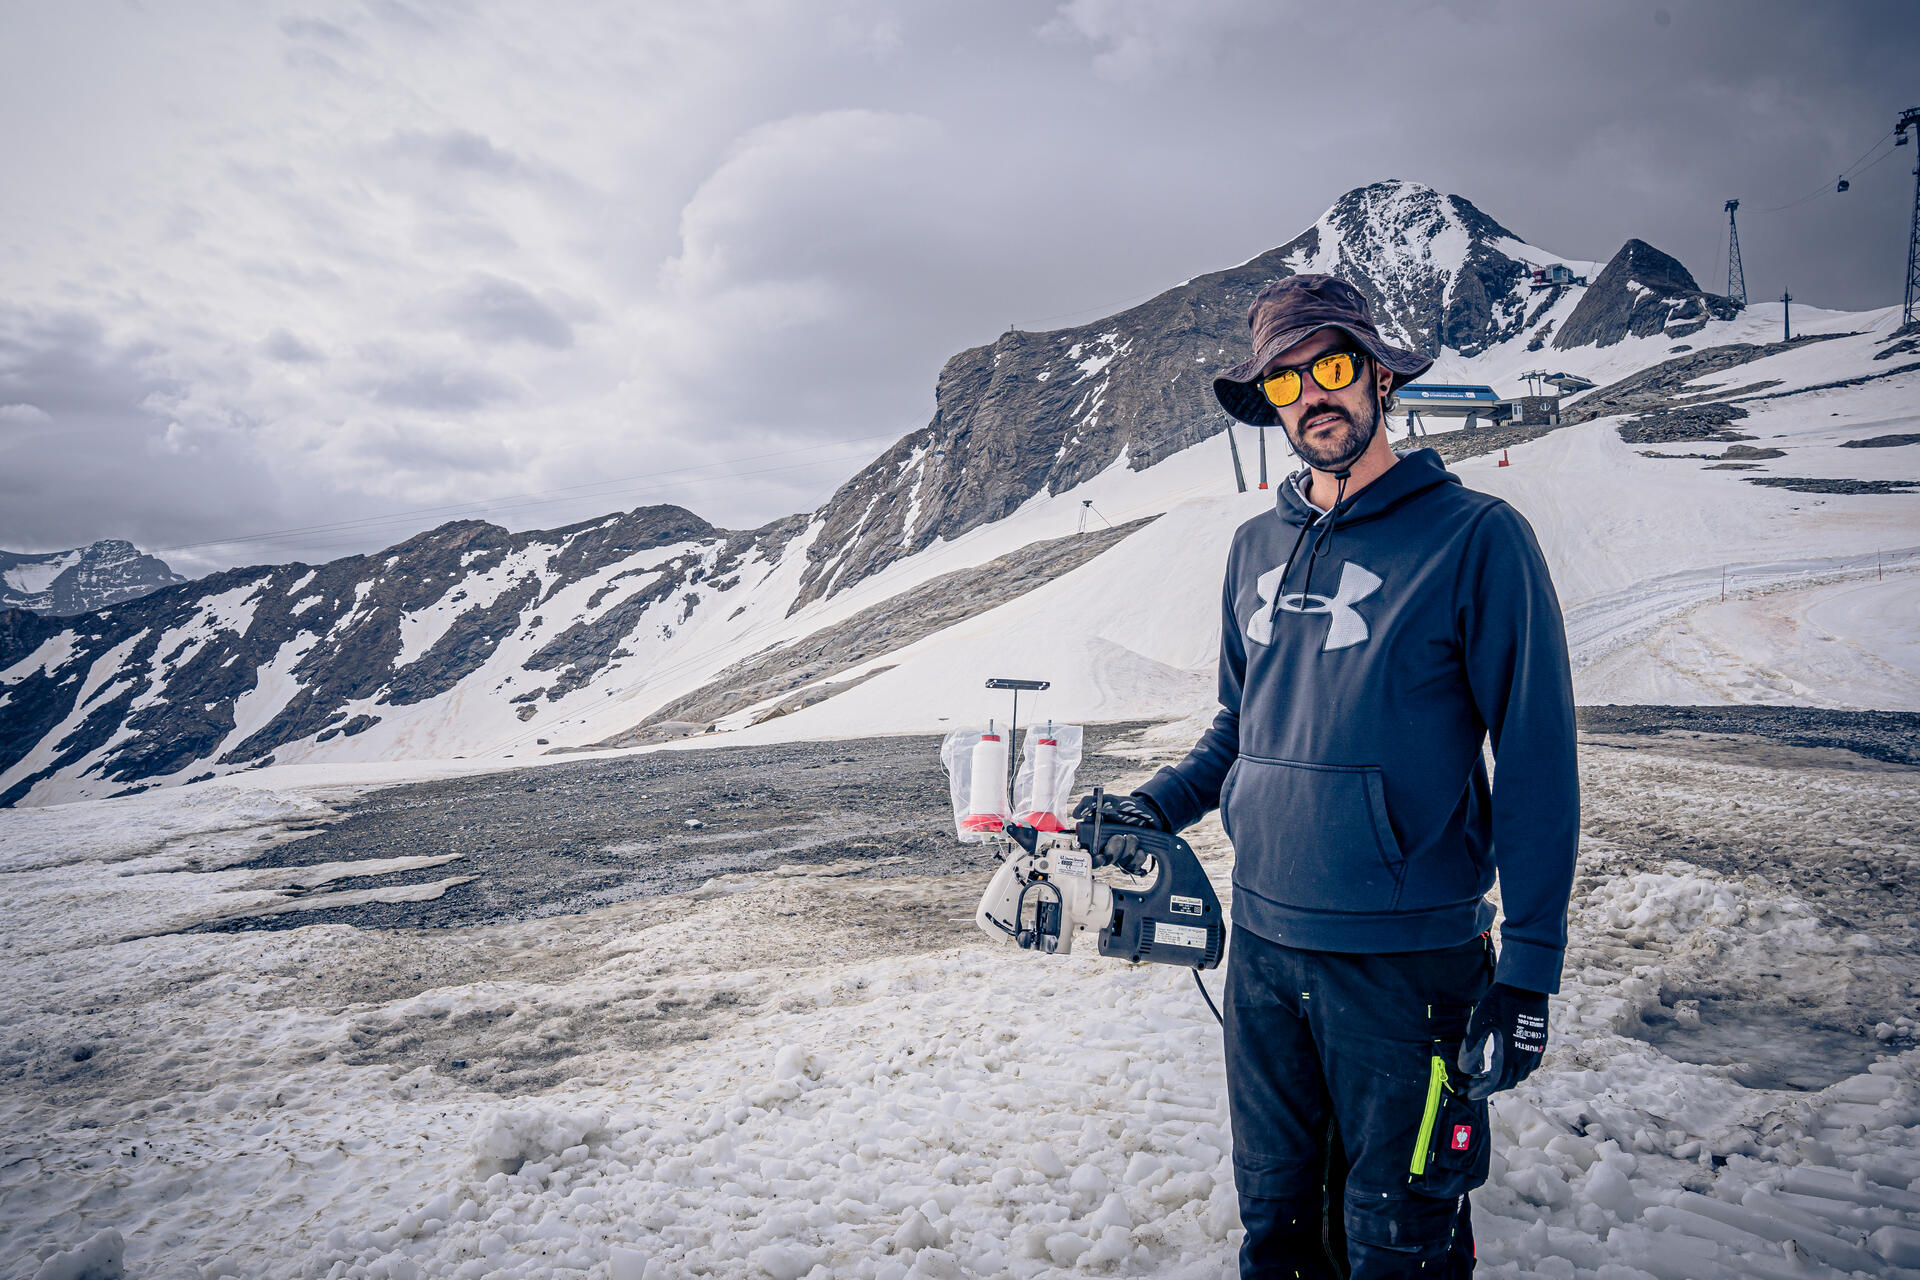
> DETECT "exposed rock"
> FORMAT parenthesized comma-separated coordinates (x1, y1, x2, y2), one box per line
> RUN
(1841, 433, 1920, 449)
(1743, 477, 1917, 495)
(1616, 403, 1753, 445)
(1641, 443, 1786, 462)
(749, 666, 897, 726)
(1553, 239, 1738, 350)
(0, 539, 187, 615)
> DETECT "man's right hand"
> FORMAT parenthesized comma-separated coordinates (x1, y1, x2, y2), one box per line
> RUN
(1071, 791, 1170, 832)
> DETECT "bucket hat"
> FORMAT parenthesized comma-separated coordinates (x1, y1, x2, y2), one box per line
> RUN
(1213, 274, 1433, 427)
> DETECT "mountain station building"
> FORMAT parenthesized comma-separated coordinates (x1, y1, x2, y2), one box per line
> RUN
(1396, 371, 1597, 434)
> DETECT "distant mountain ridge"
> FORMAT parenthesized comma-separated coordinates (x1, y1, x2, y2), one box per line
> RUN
(0, 540, 186, 615)
(0, 507, 810, 806)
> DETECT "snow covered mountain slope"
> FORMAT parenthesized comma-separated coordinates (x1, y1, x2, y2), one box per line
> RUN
(0, 539, 185, 615)
(2, 183, 1911, 807)
(687, 301, 1919, 753)
(0, 509, 811, 807)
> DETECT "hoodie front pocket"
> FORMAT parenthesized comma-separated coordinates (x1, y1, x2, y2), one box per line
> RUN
(1222, 756, 1406, 913)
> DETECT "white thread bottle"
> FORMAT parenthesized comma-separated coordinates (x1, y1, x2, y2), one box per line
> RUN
(962, 721, 1008, 833)
(1026, 722, 1062, 830)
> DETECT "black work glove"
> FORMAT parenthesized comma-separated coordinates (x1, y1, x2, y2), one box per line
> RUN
(1070, 791, 1170, 832)
(1458, 983, 1550, 1099)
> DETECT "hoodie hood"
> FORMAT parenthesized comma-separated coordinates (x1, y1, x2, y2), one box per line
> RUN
(1274, 447, 1461, 530)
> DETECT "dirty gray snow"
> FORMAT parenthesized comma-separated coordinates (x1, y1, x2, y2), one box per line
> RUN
(3, 715, 1919, 1279)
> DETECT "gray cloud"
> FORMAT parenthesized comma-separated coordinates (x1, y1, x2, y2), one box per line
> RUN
(261, 328, 325, 363)
(362, 359, 517, 411)
(0, 307, 285, 558)
(279, 16, 359, 48)
(0, 0, 1910, 571)
(385, 128, 523, 177)
(445, 274, 575, 348)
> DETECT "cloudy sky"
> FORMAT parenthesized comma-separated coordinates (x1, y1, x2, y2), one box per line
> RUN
(2, 0, 1911, 573)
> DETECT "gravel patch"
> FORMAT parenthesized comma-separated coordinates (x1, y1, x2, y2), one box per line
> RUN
(1742, 476, 1918, 495)
(190, 723, 1159, 935)
(1576, 703, 1920, 767)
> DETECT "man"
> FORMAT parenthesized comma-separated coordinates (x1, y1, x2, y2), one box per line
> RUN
(1081, 275, 1578, 1277)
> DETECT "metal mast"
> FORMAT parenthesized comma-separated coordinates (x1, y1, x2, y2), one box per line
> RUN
(1723, 200, 1746, 307)
(1901, 108, 1920, 328)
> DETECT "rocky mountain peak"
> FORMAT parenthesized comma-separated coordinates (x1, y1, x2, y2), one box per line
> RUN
(788, 179, 1554, 612)
(1288, 180, 1533, 356)
(0, 539, 187, 616)
(1554, 238, 1738, 350)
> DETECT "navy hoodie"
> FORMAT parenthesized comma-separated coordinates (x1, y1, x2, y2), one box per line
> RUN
(1136, 448, 1578, 994)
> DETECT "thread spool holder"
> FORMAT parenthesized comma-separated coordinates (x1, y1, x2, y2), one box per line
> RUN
(984, 676, 1050, 821)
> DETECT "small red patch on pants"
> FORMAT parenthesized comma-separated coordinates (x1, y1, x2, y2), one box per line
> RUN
(1451, 1125, 1472, 1151)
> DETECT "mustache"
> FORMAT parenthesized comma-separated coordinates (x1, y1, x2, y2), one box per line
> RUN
(1296, 403, 1351, 427)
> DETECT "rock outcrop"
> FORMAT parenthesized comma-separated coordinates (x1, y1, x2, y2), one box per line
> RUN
(1553, 239, 1738, 350)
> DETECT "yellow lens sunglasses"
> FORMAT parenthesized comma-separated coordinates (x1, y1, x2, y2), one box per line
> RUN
(1259, 348, 1367, 409)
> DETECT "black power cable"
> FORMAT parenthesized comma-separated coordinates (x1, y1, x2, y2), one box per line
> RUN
(1193, 969, 1224, 1027)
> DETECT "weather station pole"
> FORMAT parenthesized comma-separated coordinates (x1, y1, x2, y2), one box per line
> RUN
(985, 678, 1049, 807)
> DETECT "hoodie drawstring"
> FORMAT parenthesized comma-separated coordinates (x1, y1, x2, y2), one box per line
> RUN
(1269, 469, 1351, 633)
(1296, 469, 1350, 606)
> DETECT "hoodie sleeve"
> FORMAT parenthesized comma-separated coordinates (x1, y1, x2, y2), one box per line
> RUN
(1134, 538, 1244, 832)
(1457, 502, 1580, 995)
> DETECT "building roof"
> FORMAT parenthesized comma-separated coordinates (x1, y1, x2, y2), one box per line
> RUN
(1542, 372, 1597, 392)
(1396, 384, 1502, 404)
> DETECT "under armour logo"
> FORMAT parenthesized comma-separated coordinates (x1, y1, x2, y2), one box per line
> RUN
(1246, 560, 1382, 651)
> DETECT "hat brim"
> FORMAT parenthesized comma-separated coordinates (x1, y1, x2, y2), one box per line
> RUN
(1213, 323, 1434, 428)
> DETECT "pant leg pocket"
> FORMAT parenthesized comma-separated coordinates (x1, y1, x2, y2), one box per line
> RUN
(1408, 1045, 1490, 1198)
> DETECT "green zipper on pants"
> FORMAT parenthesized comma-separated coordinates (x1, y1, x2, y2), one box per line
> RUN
(1410, 1054, 1448, 1176)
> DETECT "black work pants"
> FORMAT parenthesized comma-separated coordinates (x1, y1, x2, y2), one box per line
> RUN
(1225, 925, 1494, 1279)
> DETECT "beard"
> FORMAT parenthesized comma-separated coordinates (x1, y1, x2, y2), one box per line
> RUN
(1284, 393, 1379, 472)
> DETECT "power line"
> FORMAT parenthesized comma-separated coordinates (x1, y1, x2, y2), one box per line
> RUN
(1751, 128, 1896, 214)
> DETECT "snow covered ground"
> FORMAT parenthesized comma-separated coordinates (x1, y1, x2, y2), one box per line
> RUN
(4, 723, 1917, 1280)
